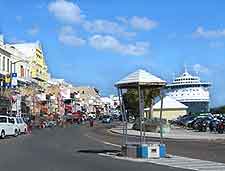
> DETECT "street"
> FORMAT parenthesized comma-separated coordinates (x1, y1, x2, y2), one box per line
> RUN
(0, 122, 189, 171)
(0, 122, 224, 171)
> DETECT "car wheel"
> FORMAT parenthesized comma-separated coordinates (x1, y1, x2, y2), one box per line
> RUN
(24, 128, 27, 134)
(14, 130, 18, 137)
(1, 130, 5, 139)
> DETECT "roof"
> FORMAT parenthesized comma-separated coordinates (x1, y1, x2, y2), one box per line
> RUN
(115, 69, 166, 88)
(152, 96, 188, 110)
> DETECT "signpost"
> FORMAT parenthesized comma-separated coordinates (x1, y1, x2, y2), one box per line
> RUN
(11, 73, 18, 88)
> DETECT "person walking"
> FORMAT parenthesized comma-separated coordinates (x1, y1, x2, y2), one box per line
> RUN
(27, 119, 33, 134)
(89, 118, 94, 127)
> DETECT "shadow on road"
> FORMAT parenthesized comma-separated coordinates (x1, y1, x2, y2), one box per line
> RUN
(77, 149, 120, 154)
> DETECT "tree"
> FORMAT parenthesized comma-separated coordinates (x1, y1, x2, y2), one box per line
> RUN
(122, 88, 160, 119)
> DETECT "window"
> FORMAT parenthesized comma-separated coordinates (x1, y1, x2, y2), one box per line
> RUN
(82, 91, 85, 94)
(19, 118, 24, 124)
(7, 58, 9, 72)
(3, 56, 5, 71)
(16, 118, 20, 124)
(0, 117, 7, 123)
(20, 65, 24, 77)
(10, 61, 12, 73)
(8, 118, 15, 124)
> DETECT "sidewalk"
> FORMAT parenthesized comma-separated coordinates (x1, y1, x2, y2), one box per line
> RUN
(110, 124, 225, 140)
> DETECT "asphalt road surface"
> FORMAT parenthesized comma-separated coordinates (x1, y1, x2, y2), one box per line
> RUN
(0, 121, 224, 171)
(91, 121, 225, 163)
(0, 123, 189, 171)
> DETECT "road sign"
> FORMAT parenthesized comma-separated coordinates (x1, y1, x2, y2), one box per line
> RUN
(11, 73, 18, 87)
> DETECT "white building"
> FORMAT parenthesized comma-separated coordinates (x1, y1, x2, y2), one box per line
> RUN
(0, 35, 31, 86)
(145, 96, 188, 121)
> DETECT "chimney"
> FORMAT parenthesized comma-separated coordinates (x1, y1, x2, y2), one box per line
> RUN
(0, 34, 4, 45)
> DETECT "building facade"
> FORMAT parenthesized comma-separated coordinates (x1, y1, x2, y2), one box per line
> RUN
(10, 41, 49, 88)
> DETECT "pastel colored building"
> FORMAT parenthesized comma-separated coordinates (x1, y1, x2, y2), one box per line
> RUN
(10, 41, 49, 87)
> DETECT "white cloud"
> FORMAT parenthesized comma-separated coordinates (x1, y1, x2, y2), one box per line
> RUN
(27, 26, 39, 36)
(116, 16, 129, 24)
(130, 16, 158, 31)
(194, 26, 225, 38)
(89, 34, 149, 56)
(83, 20, 136, 38)
(193, 64, 209, 74)
(209, 41, 224, 48)
(48, 0, 84, 23)
(58, 26, 86, 47)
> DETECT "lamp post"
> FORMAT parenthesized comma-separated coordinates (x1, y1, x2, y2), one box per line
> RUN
(9, 59, 29, 116)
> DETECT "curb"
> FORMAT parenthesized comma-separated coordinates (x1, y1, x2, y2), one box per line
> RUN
(109, 128, 225, 141)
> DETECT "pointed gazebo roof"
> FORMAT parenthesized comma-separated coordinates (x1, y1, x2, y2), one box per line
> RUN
(115, 69, 166, 88)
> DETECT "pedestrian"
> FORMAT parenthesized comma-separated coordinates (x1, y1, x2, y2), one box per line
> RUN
(27, 119, 33, 134)
(89, 118, 94, 127)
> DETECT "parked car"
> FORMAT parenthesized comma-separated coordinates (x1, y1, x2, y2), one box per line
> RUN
(46, 121, 57, 128)
(102, 115, 112, 123)
(10, 117, 28, 134)
(217, 119, 225, 134)
(88, 113, 96, 120)
(0, 115, 19, 138)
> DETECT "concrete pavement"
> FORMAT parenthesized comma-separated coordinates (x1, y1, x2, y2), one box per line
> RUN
(110, 124, 225, 140)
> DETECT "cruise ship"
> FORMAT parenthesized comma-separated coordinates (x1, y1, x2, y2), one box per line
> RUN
(165, 70, 211, 114)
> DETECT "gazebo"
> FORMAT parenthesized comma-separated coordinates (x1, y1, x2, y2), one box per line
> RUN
(115, 69, 167, 158)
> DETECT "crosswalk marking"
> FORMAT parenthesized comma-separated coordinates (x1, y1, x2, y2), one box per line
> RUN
(99, 153, 225, 171)
(146, 156, 225, 171)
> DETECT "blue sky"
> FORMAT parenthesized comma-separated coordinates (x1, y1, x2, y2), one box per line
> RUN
(1, 0, 225, 107)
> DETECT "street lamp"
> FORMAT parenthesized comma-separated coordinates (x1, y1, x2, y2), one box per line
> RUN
(9, 59, 29, 116)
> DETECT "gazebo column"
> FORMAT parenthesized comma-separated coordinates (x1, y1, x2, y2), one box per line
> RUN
(138, 85, 145, 145)
(121, 90, 128, 145)
(117, 88, 125, 147)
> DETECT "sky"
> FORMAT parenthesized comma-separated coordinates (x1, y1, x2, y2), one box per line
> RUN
(0, 0, 225, 107)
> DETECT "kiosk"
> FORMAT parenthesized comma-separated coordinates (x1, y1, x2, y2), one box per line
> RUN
(115, 69, 167, 158)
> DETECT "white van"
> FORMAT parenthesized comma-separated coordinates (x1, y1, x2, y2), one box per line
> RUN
(10, 117, 27, 134)
(0, 115, 19, 139)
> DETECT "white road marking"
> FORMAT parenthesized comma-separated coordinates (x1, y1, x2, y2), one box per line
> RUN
(99, 153, 225, 171)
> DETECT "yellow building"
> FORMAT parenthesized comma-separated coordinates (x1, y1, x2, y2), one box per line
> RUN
(10, 41, 49, 88)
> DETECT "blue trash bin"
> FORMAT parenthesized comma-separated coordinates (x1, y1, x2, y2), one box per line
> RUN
(136, 145, 148, 158)
(159, 144, 166, 157)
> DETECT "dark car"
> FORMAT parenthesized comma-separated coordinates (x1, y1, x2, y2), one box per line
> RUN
(102, 115, 112, 123)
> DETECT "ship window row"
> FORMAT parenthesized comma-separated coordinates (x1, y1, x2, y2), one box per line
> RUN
(171, 85, 201, 89)
(175, 89, 200, 92)
(171, 93, 201, 97)
(175, 78, 197, 81)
